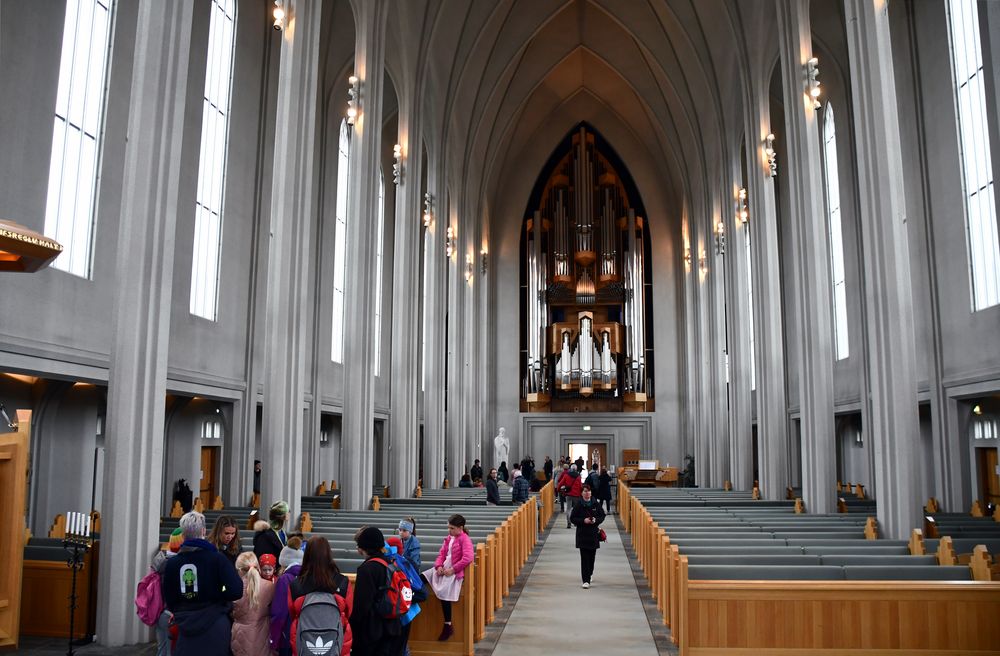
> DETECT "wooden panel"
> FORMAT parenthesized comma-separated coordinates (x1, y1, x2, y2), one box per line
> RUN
(200, 446, 218, 509)
(683, 581, 1000, 653)
(0, 410, 30, 648)
(19, 557, 95, 639)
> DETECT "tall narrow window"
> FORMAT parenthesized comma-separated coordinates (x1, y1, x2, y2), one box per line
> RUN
(373, 171, 386, 374)
(746, 225, 755, 391)
(43, 0, 114, 278)
(331, 120, 350, 362)
(822, 104, 850, 360)
(190, 0, 236, 320)
(948, 0, 1000, 310)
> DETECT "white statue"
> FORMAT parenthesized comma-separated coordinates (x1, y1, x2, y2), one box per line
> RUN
(494, 427, 509, 467)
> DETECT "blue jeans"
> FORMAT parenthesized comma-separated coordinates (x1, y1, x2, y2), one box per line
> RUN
(155, 610, 172, 656)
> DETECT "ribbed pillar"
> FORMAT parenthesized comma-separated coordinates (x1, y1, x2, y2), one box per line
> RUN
(726, 178, 754, 491)
(341, 0, 387, 510)
(387, 96, 423, 499)
(744, 98, 790, 501)
(777, 0, 836, 513)
(446, 232, 466, 485)
(97, 1, 194, 645)
(422, 163, 447, 489)
(260, 0, 321, 520)
(845, 0, 922, 538)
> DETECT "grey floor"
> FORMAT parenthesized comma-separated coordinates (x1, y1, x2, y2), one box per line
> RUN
(487, 507, 670, 655)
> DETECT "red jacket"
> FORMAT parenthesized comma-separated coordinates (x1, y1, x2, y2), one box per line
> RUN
(558, 471, 583, 498)
(289, 574, 353, 656)
(433, 532, 475, 580)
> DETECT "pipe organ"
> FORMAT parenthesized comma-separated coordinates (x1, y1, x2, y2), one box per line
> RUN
(521, 125, 653, 412)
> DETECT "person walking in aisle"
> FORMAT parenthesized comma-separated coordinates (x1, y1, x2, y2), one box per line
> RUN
(510, 468, 530, 505)
(570, 484, 606, 588)
(557, 464, 582, 528)
(597, 467, 613, 514)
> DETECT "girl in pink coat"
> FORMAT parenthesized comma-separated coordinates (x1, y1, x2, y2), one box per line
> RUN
(422, 514, 474, 641)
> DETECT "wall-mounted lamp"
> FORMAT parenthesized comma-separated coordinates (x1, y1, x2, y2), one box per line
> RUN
(272, 0, 285, 30)
(806, 57, 821, 110)
(714, 219, 726, 255)
(445, 226, 455, 258)
(465, 253, 474, 283)
(481, 248, 488, 275)
(973, 403, 983, 416)
(737, 188, 749, 225)
(764, 133, 777, 178)
(347, 75, 360, 125)
(392, 143, 402, 185)
(699, 249, 708, 276)
(422, 193, 433, 227)
(683, 246, 692, 271)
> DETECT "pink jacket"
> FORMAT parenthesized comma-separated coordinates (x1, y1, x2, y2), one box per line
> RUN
(433, 532, 474, 579)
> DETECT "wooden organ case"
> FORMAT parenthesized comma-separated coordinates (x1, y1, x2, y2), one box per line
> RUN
(521, 125, 654, 413)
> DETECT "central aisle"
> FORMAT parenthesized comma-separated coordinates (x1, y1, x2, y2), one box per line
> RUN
(490, 509, 660, 654)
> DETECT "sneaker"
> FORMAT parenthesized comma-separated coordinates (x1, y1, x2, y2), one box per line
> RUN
(438, 624, 454, 641)
(582, 582, 590, 589)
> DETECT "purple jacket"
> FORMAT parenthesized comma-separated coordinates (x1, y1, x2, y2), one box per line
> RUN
(268, 563, 300, 649)
(433, 532, 474, 579)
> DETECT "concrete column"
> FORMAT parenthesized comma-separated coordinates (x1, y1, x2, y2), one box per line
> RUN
(726, 173, 754, 491)
(844, 0, 922, 538)
(260, 0, 321, 519)
(709, 213, 730, 488)
(744, 97, 790, 500)
(422, 162, 447, 489)
(446, 233, 467, 485)
(387, 97, 423, 500)
(97, 1, 194, 645)
(776, 0, 837, 513)
(341, 0, 387, 510)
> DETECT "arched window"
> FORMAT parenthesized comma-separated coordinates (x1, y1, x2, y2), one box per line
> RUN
(822, 104, 849, 361)
(43, 0, 114, 278)
(374, 171, 385, 373)
(190, 0, 237, 320)
(947, 0, 1000, 310)
(331, 119, 350, 362)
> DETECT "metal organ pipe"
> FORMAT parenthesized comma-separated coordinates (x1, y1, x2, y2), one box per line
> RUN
(580, 314, 593, 393)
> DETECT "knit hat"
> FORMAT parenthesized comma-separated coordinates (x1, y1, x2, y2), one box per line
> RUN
(355, 526, 385, 552)
(279, 544, 303, 569)
(167, 527, 184, 552)
(398, 519, 414, 533)
(269, 501, 289, 530)
(259, 553, 276, 568)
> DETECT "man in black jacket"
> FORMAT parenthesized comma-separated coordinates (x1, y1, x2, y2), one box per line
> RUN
(543, 456, 553, 481)
(469, 459, 483, 482)
(162, 511, 243, 655)
(570, 484, 607, 589)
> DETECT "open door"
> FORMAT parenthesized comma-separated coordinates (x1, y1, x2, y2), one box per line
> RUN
(0, 410, 30, 648)
(977, 447, 1000, 508)
(200, 446, 219, 509)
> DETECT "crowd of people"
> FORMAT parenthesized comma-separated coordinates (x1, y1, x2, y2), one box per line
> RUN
(147, 453, 611, 654)
(144, 502, 474, 656)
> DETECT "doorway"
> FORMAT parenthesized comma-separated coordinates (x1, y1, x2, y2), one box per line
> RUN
(567, 442, 608, 471)
(976, 447, 1000, 508)
(200, 446, 219, 508)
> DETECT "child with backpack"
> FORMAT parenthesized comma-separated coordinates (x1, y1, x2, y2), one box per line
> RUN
(139, 527, 183, 656)
(422, 514, 474, 641)
(289, 537, 352, 656)
(350, 526, 408, 656)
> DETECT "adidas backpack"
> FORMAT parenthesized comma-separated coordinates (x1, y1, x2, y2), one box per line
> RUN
(371, 557, 414, 619)
(296, 592, 344, 656)
(135, 567, 164, 626)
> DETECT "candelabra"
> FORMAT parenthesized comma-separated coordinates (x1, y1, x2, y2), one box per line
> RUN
(62, 511, 93, 655)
